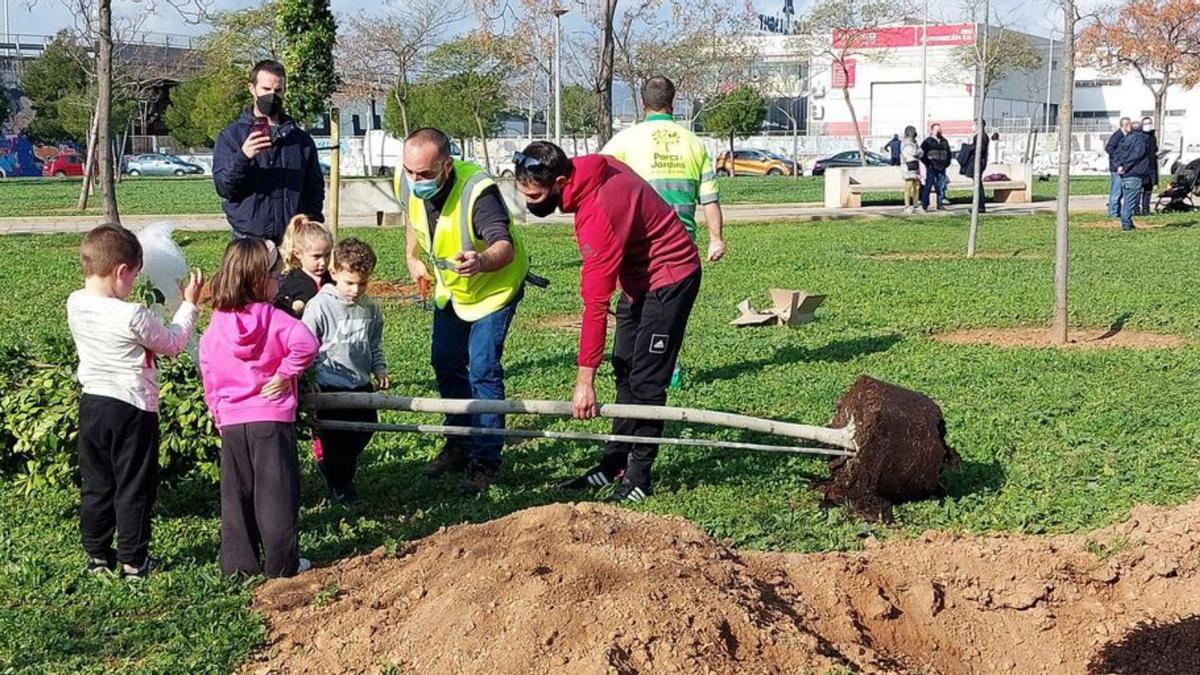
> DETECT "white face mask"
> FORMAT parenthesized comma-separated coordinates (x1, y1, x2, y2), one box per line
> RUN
(1143, 121, 1154, 131)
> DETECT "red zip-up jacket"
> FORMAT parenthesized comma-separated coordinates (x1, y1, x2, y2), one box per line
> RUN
(560, 155, 700, 368)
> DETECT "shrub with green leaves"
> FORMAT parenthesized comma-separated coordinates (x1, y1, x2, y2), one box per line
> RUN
(0, 343, 222, 493)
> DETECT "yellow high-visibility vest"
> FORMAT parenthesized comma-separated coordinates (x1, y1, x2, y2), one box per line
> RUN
(395, 160, 529, 321)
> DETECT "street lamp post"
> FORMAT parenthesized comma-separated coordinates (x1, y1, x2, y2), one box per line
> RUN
(919, 0, 929, 132)
(553, 6, 569, 148)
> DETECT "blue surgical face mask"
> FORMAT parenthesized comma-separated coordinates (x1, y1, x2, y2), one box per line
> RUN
(407, 174, 441, 200)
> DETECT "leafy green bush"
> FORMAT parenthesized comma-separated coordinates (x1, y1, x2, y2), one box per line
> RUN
(0, 342, 222, 494)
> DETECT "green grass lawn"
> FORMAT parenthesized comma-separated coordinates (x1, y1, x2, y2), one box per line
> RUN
(0, 174, 1119, 219)
(4, 211, 1200, 671)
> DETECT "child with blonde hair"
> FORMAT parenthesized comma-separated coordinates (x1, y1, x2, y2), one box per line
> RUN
(200, 238, 319, 577)
(274, 214, 333, 318)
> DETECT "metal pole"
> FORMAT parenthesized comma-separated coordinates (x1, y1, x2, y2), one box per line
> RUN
(329, 107, 341, 239)
(1044, 33, 1054, 132)
(920, 0, 929, 132)
(554, 8, 567, 147)
(4, 0, 10, 59)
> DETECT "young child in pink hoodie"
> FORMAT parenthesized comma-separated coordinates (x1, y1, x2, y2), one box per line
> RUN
(199, 238, 319, 578)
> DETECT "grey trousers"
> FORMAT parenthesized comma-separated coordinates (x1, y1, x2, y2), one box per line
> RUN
(219, 421, 301, 577)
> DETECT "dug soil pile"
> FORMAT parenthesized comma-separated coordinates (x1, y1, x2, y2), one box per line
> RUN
(247, 501, 1200, 674)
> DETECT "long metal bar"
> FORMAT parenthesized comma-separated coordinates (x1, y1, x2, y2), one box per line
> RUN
(307, 393, 858, 450)
(319, 421, 856, 458)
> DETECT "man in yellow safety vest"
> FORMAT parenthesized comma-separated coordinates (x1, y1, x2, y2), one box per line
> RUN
(396, 127, 530, 494)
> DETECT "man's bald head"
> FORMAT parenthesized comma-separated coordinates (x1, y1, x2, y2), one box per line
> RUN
(404, 127, 453, 182)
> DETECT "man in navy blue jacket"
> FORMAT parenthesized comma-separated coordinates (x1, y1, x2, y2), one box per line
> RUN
(213, 60, 325, 244)
(1114, 120, 1150, 231)
(1104, 117, 1131, 218)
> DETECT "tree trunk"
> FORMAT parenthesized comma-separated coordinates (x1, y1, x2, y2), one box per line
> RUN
(475, 115, 491, 173)
(97, 0, 119, 223)
(1153, 86, 1166, 137)
(77, 107, 100, 211)
(729, 132, 736, 178)
(842, 82, 867, 166)
(572, 134, 578, 155)
(595, 0, 618, 147)
(1052, 0, 1076, 345)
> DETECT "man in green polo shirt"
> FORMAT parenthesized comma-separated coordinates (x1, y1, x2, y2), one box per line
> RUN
(602, 75, 726, 388)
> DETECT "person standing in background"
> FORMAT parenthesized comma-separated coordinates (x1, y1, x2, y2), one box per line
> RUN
(920, 123, 952, 211)
(884, 134, 902, 166)
(213, 60, 325, 244)
(900, 126, 922, 214)
(1105, 117, 1132, 219)
(1114, 119, 1151, 232)
(1138, 116, 1159, 215)
(601, 75, 724, 391)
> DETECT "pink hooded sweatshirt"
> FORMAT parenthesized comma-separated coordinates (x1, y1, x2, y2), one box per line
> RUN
(199, 302, 319, 429)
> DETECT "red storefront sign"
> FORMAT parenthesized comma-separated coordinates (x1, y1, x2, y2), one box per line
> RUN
(833, 23, 975, 49)
(831, 59, 856, 88)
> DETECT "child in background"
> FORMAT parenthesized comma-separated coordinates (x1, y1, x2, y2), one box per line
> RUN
(199, 239, 319, 577)
(302, 238, 388, 504)
(67, 223, 203, 579)
(901, 125, 923, 215)
(274, 214, 333, 318)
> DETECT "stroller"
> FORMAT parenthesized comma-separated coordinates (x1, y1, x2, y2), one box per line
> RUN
(1154, 158, 1200, 213)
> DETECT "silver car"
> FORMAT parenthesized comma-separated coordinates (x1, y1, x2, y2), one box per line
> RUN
(124, 154, 205, 177)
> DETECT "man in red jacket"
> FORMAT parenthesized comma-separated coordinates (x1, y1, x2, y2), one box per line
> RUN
(514, 141, 701, 502)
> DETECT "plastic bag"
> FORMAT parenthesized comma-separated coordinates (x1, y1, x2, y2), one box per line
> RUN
(136, 221, 189, 313)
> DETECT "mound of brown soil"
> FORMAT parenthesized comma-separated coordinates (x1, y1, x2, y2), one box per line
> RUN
(936, 327, 1188, 349)
(367, 279, 422, 303)
(244, 503, 851, 674)
(819, 376, 960, 521)
(246, 500, 1200, 674)
(761, 499, 1200, 674)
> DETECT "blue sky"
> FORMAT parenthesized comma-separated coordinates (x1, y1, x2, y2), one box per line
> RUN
(6, 0, 1053, 44)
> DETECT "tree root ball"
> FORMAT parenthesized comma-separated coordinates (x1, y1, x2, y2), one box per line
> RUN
(818, 375, 960, 520)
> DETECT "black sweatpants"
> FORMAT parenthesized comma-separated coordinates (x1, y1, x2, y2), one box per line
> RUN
(602, 269, 701, 487)
(219, 422, 301, 577)
(315, 384, 377, 490)
(78, 394, 160, 567)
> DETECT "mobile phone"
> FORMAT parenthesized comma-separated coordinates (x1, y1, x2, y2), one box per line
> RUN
(252, 116, 270, 138)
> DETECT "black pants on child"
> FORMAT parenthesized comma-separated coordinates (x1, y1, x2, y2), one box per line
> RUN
(78, 394, 160, 567)
(601, 269, 701, 487)
(219, 422, 300, 577)
(315, 385, 377, 491)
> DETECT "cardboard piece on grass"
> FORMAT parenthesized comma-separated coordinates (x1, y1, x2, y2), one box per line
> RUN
(730, 289, 826, 327)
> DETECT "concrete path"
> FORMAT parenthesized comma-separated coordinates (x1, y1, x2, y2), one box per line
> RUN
(0, 196, 1109, 236)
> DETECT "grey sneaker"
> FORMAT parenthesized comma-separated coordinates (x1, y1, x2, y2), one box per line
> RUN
(296, 557, 313, 574)
(121, 556, 159, 581)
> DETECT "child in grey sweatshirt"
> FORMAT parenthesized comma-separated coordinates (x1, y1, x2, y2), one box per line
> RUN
(302, 238, 388, 503)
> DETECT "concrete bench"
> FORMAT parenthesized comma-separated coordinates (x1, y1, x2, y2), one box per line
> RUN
(334, 177, 528, 225)
(824, 163, 1033, 209)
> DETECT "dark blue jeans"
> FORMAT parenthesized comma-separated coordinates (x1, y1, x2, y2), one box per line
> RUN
(1119, 176, 1143, 230)
(920, 169, 948, 209)
(431, 288, 523, 466)
(1107, 172, 1123, 217)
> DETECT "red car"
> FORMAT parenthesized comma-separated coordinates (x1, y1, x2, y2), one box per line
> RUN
(43, 153, 85, 178)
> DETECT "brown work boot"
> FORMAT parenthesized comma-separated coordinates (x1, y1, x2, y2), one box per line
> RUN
(462, 460, 499, 495)
(423, 443, 470, 478)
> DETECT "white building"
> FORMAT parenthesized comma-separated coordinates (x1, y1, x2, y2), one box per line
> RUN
(1072, 66, 1200, 141)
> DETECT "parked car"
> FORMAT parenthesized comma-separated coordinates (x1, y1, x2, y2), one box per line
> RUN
(124, 153, 205, 177)
(43, 153, 85, 178)
(810, 150, 891, 176)
(715, 149, 799, 176)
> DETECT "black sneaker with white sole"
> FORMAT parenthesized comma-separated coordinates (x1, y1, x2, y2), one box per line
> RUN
(606, 480, 653, 503)
(560, 466, 621, 490)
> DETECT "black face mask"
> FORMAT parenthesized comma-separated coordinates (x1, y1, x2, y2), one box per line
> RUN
(256, 93, 284, 118)
(527, 190, 561, 218)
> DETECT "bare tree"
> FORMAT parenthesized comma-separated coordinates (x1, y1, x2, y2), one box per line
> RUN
(1053, 0, 1081, 345)
(339, 0, 463, 138)
(794, 0, 909, 165)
